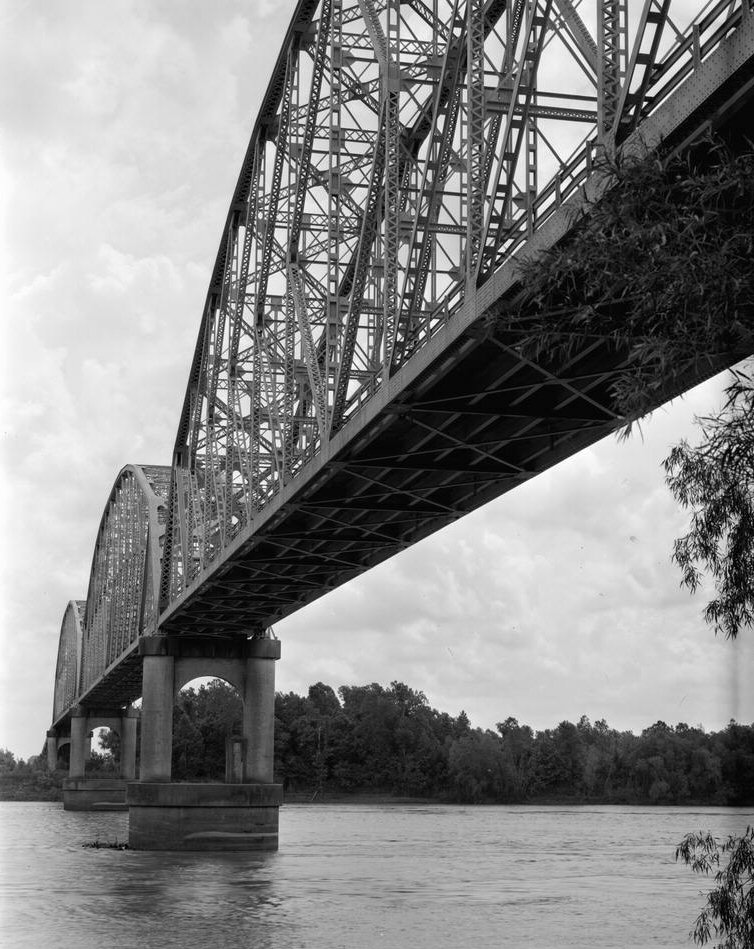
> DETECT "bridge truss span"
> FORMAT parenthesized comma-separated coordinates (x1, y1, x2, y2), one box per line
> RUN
(52, 601, 86, 725)
(158, 0, 753, 635)
(158, 0, 754, 634)
(51, 464, 172, 722)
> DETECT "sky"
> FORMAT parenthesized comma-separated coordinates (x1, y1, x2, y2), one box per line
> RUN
(1, 0, 752, 761)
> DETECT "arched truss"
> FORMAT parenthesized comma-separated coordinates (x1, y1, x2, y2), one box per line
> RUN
(78, 465, 171, 698)
(52, 600, 85, 724)
(161, 0, 750, 604)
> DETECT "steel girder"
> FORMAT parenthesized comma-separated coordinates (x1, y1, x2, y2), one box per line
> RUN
(159, 0, 752, 623)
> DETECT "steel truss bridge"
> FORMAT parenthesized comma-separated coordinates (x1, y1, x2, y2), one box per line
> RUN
(52, 0, 753, 732)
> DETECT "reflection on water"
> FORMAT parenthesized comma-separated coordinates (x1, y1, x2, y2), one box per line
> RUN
(1, 803, 751, 949)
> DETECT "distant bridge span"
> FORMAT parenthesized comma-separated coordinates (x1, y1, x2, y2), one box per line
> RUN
(52, 0, 753, 741)
(51, 465, 170, 726)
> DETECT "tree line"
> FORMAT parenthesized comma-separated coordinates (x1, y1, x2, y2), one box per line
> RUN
(2, 677, 751, 806)
(168, 679, 754, 805)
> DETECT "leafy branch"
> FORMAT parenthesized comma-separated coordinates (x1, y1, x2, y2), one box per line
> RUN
(665, 366, 754, 639)
(515, 138, 754, 426)
(676, 826, 754, 947)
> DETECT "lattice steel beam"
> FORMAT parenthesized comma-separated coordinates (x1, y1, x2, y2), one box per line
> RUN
(597, 0, 628, 139)
(154, 0, 751, 619)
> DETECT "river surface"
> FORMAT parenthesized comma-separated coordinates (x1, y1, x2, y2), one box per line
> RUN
(1, 803, 751, 949)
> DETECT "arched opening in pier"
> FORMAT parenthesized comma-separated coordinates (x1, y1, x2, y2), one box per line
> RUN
(56, 740, 70, 771)
(172, 677, 243, 782)
(86, 726, 119, 776)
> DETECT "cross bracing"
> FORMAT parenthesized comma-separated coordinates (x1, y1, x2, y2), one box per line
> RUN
(160, 0, 753, 624)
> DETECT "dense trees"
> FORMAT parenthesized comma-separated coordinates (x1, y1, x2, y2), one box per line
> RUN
(1, 682, 751, 806)
(277, 681, 458, 798)
(0, 747, 60, 800)
(277, 690, 753, 804)
(167, 678, 754, 805)
(172, 680, 242, 780)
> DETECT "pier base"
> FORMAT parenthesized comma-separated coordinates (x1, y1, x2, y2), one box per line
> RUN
(127, 782, 283, 851)
(63, 778, 127, 811)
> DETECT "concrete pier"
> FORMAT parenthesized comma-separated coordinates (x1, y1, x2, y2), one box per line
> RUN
(127, 782, 283, 851)
(128, 631, 281, 851)
(69, 709, 88, 779)
(46, 730, 59, 771)
(60, 704, 140, 810)
(139, 652, 175, 782)
(62, 777, 129, 811)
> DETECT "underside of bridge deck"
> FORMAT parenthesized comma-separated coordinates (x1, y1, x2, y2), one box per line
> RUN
(160, 318, 745, 639)
(163, 326, 627, 634)
(157, 20, 753, 639)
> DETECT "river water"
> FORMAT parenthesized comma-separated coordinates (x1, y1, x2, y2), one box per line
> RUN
(1, 803, 751, 949)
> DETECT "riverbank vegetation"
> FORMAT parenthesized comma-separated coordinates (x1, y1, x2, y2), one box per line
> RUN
(169, 678, 754, 805)
(3, 680, 752, 804)
(0, 750, 62, 801)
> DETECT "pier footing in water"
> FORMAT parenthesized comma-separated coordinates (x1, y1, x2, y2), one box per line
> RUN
(127, 782, 282, 851)
(63, 778, 127, 811)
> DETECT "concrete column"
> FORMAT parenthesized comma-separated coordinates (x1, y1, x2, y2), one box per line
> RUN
(120, 707, 138, 780)
(243, 636, 281, 783)
(46, 730, 58, 771)
(139, 653, 175, 782)
(69, 709, 88, 779)
(225, 735, 245, 783)
(85, 731, 93, 761)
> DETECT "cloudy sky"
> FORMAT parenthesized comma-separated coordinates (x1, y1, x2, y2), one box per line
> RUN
(1, 0, 751, 761)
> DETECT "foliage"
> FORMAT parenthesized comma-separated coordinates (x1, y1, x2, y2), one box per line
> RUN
(172, 679, 243, 781)
(0, 748, 18, 773)
(138, 678, 754, 804)
(98, 727, 121, 758)
(448, 730, 514, 802)
(0, 750, 62, 801)
(2, 686, 753, 804)
(86, 750, 118, 776)
(664, 366, 754, 639)
(516, 140, 754, 425)
(676, 826, 754, 947)
(272, 682, 754, 805)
